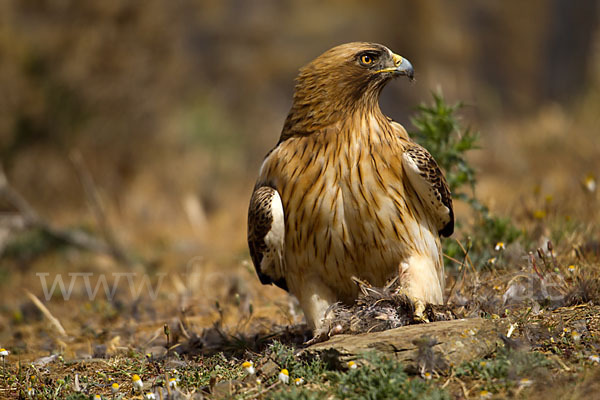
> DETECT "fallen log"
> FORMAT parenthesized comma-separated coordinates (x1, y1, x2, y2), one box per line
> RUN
(302, 317, 510, 371)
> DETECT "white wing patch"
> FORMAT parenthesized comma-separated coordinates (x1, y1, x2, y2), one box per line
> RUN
(248, 186, 287, 289)
(261, 190, 285, 278)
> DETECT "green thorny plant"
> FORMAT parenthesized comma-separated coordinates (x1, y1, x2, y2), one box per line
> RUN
(409, 92, 521, 269)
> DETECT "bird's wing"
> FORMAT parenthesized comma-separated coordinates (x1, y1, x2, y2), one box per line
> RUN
(401, 143, 454, 237)
(247, 185, 288, 290)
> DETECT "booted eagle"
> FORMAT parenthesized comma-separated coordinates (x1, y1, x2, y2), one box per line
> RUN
(248, 42, 453, 333)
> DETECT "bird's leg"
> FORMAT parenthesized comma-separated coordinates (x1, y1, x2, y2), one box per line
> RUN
(392, 283, 429, 323)
(297, 280, 337, 340)
(398, 256, 444, 323)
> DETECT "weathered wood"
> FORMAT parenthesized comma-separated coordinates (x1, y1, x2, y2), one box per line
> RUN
(302, 317, 510, 370)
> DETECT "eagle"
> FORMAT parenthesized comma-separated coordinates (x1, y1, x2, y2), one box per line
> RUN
(247, 42, 453, 333)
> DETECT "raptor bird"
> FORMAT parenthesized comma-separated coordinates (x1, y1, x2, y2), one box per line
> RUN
(247, 42, 453, 333)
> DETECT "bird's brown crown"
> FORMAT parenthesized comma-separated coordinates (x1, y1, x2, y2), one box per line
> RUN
(281, 42, 413, 140)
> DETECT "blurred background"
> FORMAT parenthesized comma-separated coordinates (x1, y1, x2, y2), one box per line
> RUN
(1, 0, 600, 350)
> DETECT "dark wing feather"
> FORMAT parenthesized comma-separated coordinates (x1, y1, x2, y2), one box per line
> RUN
(247, 186, 288, 291)
(402, 144, 454, 237)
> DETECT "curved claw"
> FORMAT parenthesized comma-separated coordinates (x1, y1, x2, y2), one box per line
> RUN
(413, 299, 430, 323)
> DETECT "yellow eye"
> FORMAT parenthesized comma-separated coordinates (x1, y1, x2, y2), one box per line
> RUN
(360, 55, 373, 65)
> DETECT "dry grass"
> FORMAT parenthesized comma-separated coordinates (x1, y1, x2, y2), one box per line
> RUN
(0, 109, 599, 399)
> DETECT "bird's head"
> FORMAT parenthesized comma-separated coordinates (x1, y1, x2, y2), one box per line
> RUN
(287, 43, 414, 133)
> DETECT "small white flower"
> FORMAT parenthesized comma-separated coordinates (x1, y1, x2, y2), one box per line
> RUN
(27, 388, 35, 398)
(583, 174, 596, 193)
(0, 348, 8, 357)
(479, 390, 492, 399)
(507, 323, 517, 338)
(132, 374, 143, 391)
(168, 377, 178, 388)
(111, 382, 119, 394)
(589, 355, 600, 363)
(571, 331, 581, 342)
(242, 361, 255, 375)
(347, 361, 358, 369)
(278, 369, 289, 384)
(519, 378, 533, 387)
(145, 393, 157, 400)
(567, 265, 577, 273)
(93, 395, 101, 400)
(495, 242, 505, 251)
(422, 371, 432, 380)
(294, 377, 304, 385)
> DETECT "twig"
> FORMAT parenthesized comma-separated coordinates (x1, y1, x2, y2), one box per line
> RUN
(165, 372, 172, 397)
(445, 238, 472, 306)
(443, 254, 463, 265)
(455, 237, 476, 274)
(529, 252, 545, 281)
(547, 240, 559, 270)
(177, 319, 190, 340)
(249, 381, 281, 398)
(455, 376, 470, 399)
(550, 354, 571, 371)
(0, 166, 43, 225)
(25, 290, 68, 337)
(69, 151, 131, 264)
(0, 164, 128, 261)
(537, 248, 549, 271)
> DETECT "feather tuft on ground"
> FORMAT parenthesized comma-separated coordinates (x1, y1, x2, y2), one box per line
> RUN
(317, 277, 457, 338)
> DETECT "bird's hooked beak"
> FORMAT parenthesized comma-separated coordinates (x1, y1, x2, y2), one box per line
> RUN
(376, 53, 414, 81)
(392, 54, 414, 80)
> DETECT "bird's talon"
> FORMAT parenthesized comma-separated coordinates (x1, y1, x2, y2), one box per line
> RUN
(413, 299, 430, 323)
(305, 331, 329, 346)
